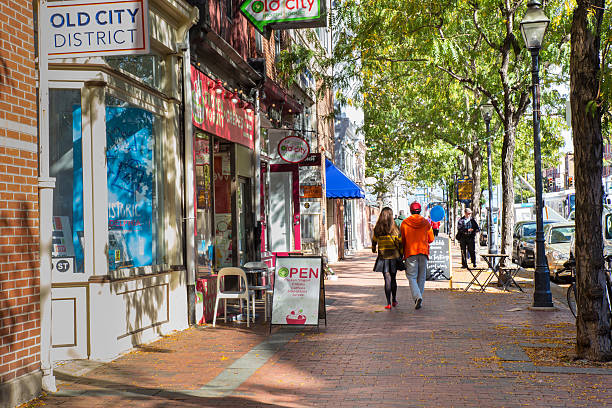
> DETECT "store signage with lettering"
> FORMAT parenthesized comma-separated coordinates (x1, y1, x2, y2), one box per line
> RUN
(456, 177, 473, 202)
(278, 136, 310, 163)
(191, 66, 255, 149)
(240, 0, 327, 33)
(301, 185, 322, 198)
(271, 256, 323, 326)
(43, 0, 149, 58)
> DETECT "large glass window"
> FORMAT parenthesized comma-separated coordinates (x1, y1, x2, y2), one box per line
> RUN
(50, 89, 84, 273)
(105, 94, 164, 270)
(195, 132, 213, 272)
(105, 55, 165, 91)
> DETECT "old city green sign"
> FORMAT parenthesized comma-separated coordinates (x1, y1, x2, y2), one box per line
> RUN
(240, 0, 327, 33)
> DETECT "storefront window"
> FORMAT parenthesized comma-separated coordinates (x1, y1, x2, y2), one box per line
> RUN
(214, 148, 233, 268)
(105, 55, 165, 91)
(105, 95, 164, 270)
(50, 89, 85, 273)
(195, 132, 213, 272)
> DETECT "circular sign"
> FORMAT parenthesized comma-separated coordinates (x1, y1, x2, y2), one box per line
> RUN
(278, 267, 289, 278)
(430, 205, 446, 222)
(278, 136, 310, 163)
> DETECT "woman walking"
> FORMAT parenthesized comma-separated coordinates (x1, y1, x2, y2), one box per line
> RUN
(372, 207, 403, 309)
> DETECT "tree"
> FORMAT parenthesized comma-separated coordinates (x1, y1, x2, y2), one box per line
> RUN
(570, 0, 612, 361)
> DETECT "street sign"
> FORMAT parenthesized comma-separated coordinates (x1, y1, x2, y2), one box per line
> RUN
(240, 0, 327, 34)
(43, 0, 150, 59)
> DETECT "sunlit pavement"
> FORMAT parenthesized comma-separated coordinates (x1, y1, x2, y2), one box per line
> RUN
(31, 249, 611, 408)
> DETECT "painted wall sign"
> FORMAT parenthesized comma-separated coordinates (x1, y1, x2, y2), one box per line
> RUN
(191, 66, 255, 149)
(240, 0, 327, 33)
(271, 256, 322, 326)
(278, 136, 310, 163)
(43, 0, 149, 58)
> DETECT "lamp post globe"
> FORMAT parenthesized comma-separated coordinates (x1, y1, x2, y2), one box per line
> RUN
(520, 0, 554, 308)
(480, 101, 496, 256)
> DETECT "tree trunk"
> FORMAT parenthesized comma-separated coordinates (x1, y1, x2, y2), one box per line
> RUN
(500, 125, 515, 260)
(571, 0, 612, 361)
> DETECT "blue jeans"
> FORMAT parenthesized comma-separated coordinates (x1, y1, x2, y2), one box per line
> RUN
(405, 254, 427, 301)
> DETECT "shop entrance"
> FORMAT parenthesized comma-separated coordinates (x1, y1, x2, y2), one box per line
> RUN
(269, 166, 301, 254)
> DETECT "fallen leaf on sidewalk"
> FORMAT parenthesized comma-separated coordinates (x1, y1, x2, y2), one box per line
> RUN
(506, 307, 522, 312)
(221, 356, 228, 361)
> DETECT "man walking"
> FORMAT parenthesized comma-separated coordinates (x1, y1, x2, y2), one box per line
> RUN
(457, 208, 480, 268)
(400, 202, 435, 309)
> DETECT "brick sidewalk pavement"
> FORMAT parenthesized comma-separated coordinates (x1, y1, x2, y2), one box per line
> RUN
(27, 250, 611, 407)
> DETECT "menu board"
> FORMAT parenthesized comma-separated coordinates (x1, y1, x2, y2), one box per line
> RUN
(427, 235, 451, 280)
(271, 256, 323, 326)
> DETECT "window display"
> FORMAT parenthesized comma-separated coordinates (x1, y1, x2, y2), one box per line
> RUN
(105, 95, 163, 270)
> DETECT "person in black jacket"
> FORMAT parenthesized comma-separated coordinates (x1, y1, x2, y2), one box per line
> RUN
(457, 208, 480, 268)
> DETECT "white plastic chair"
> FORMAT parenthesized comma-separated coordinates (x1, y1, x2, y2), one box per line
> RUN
(213, 267, 250, 328)
(243, 262, 272, 322)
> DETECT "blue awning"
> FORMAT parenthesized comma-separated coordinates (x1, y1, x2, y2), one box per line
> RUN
(325, 159, 365, 199)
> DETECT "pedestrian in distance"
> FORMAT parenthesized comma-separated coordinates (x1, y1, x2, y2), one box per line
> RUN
(428, 215, 441, 237)
(400, 202, 435, 309)
(372, 207, 403, 309)
(456, 208, 480, 268)
(394, 209, 406, 228)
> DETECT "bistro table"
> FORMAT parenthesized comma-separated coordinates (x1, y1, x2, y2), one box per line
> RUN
(479, 253, 522, 292)
(243, 262, 272, 322)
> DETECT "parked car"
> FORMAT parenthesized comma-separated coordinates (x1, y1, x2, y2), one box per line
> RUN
(570, 205, 612, 258)
(512, 220, 555, 267)
(544, 222, 575, 280)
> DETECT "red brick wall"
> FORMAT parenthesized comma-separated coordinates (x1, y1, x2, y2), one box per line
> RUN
(0, 0, 41, 385)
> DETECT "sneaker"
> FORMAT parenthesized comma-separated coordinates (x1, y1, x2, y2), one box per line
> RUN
(384, 304, 392, 309)
(461, 264, 468, 269)
(392, 301, 398, 307)
(415, 298, 422, 310)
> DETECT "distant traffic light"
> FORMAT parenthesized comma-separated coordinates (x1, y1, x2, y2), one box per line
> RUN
(568, 177, 574, 188)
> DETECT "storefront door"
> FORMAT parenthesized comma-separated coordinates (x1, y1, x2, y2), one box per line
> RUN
(49, 87, 89, 360)
(269, 165, 301, 254)
(237, 177, 253, 265)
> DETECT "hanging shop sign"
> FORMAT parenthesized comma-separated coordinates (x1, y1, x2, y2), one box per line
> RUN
(191, 66, 255, 149)
(456, 177, 473, 203)
(278, 135, 310, 163)
(43, 0, 149, 58)
(240, 0, 327, 34)
(271, 256, 326, 327)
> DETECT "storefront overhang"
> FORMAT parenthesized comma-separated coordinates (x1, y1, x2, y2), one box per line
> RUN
(261, 78, 303, 115)
(325, 159, 365, 199)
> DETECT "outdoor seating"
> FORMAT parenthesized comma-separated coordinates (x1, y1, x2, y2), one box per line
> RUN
(243, 261, 272, 322)
(499, 265, 523, 292)
(464, 266, 489, 292)
(213, 267, 251, 328)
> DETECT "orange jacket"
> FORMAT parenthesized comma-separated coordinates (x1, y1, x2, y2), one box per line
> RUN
(400, 214, 435, 258)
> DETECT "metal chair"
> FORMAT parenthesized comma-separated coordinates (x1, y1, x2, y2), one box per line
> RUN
(213, 267, 250, 328)
(243, 261, 272, 322)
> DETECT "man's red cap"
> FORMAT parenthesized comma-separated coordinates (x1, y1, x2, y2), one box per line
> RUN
(410, 202, 421, 212)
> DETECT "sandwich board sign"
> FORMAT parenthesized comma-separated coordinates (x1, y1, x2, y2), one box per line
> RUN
(240, 0, 327, 34)
(271, 256, 326, 329)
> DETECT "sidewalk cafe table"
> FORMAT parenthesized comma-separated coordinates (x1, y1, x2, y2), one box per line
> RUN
(480, 253, 523, 292)
(465, 253, 507, 292)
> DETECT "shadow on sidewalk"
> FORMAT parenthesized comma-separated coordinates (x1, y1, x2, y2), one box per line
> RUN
(49, 371, 293, 407)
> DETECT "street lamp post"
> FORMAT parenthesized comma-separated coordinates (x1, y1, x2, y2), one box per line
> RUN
(480, 101, 496, 256)
(520, 0, 553, 308)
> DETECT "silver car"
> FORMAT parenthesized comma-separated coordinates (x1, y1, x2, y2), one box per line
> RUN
(544, 222, 575, 280)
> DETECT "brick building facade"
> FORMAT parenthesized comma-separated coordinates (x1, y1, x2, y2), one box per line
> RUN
(0, 0, 43, 406)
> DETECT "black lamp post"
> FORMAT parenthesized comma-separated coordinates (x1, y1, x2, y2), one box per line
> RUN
(520, 0, 553, 308)
(480, 101, 496, 256)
